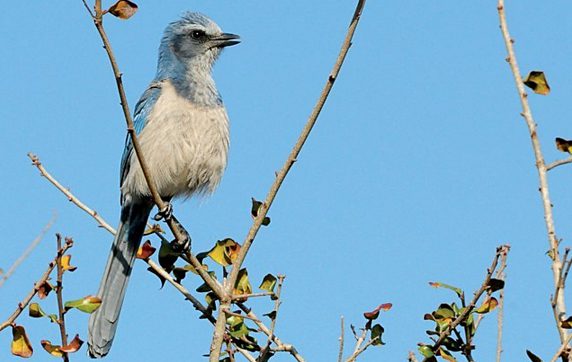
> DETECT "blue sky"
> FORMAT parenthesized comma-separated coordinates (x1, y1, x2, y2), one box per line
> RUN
(2, 1, 572, 361)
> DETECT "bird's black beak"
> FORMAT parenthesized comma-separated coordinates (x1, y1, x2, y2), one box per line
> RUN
(212, 33, 241, 48)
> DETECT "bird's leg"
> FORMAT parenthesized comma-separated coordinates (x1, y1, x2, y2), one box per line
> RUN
(169, 214, 192, 252)
(152, 202, 191, 252)
(153, 202, 173, 221)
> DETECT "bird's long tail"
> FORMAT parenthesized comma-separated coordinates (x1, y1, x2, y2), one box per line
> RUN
(88, 201, 152, 358)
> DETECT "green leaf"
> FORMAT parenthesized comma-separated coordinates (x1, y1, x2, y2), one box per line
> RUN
(258, 274, 277, 293)
(370, 324, 385, 346)
(29, 303, 46, 318)
(158, 240, 178, 272)
(64, 295, 102, 314)
(196, 272, 217, 293)
(251, 198, 271, 226)
(418, 345, 434, 358)
(428, 282, 463, 298)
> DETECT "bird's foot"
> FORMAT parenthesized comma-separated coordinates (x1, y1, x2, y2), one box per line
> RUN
(153, 203, 173, 221)
(169, 214, 192, 252)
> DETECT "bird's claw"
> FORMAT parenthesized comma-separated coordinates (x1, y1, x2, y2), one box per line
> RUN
(154, 203, 173, 221)
(169, 214, 192, 253)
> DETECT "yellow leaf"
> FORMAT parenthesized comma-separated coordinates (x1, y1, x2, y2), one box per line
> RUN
(555, 138, 572, 154)
(523, 71, 550, 95)
(107, 0, 138, 20)
(41, 340, 63, 357)
(208, 239, 240, 267)
(475, 297, 498, 314)
(61, 255, 77, 272)
(11, 325, 33, 358)
(233, 268, 252, 296)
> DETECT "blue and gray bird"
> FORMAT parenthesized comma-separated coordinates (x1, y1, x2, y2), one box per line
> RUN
(87, 12, 240, 358)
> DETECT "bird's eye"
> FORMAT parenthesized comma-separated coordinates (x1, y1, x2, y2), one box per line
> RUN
(190, 30, 206, 40)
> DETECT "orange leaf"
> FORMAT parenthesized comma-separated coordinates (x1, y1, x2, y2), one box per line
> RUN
(60, 334, 84, 353)
(107, 0, 138, 20)
(41, 340, 63, 357)
(12, 325, 33, 358)
(61, 255, 77, 272)
(37, 281, 53, 299)
(137, 240, 156, 259)
(364, 303, 392, 320)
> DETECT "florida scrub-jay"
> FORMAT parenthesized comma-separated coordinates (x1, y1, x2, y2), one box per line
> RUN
(88, 12, 240, 358)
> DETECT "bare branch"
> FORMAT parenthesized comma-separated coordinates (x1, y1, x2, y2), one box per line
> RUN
(259, 275, 285, 360)
(497, 0, 567, 342)
(29, 153, 114, 234)
(0, 212, 56, 288)
(338, 316, 345, 362)
(547, 157, 572, 172)
(0, 237, 73, 332)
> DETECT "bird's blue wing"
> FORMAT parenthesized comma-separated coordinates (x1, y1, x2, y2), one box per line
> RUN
(119, 82, 162, 187)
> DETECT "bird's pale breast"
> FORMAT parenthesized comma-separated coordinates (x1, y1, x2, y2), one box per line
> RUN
(121, 81, 230, 200)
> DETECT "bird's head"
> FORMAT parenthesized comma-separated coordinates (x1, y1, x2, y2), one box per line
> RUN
(163, 12, 240, 66)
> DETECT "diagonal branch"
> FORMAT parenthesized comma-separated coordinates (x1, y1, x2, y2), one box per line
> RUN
(209, 1, 368, 360)
(431, 246, 504, 351)
(497, 0, 567, 343)
(0, 212, 56, 288)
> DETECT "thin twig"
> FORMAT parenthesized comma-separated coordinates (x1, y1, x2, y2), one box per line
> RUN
(0, 238, 73, 332)
(346, 337, 380, 362)
(0, 212, 56, 288)
(338, 316, 345, 362)
(496, 245, 509, 362)
(28, 153, 114, 234)
(237, 303, 305, 362)
(498, 0, 567, 343)
(231, 291, 275, 300)
(408, 351, 419, 362)
(345, 328, 369, 362)
(259, 275, 285, 360)
(55, 234, 69, 362)
(547, 157, 572, 172)
(431, 247, 504, 351)
(551, 333, 572, 362)
(215, 0, 368, 358)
